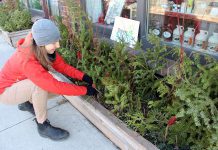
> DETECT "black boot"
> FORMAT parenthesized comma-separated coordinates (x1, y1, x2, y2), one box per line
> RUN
(18, 101, 35, 115)
(35, 119, 70, 141)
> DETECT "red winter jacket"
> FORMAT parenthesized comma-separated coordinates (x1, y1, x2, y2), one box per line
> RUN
(0, 33, 87, 95)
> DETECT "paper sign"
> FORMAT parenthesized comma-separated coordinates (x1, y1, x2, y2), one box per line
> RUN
(110, 16, 140, 48)
(104, 0, 125, 24)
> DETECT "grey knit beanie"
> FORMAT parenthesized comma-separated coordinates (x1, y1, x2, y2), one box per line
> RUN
(31, 19, 60, 46)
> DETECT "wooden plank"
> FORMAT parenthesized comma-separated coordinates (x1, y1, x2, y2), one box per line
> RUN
(52, 72, 159, 150)
(1, 29, 30, 47)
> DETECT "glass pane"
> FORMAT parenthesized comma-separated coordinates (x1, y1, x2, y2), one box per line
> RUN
(48, 0, 59, 16)
(147, 0, 218, 54)
(29, 0, 42, 10)
(86, 0, 103, 23)
(19, 0, 26, 8)
(86, 0, 138, 24)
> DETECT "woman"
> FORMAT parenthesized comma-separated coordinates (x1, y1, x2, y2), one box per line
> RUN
(0, 19, 97, 140)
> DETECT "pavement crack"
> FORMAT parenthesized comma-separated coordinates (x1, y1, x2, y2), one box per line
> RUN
(0, 104, 66, 133)
(0, 116, 34, 133)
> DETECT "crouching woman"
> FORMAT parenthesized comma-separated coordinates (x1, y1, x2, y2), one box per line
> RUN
(0, 19, 97, 140)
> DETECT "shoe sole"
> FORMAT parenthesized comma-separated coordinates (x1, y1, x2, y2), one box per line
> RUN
(38, 132, 70, 141)
(18, 105, 35, 115)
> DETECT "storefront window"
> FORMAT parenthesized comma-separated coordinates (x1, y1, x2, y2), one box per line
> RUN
(86, 0, 138, 24)
(19, 0, 26, 8)
(48, 0, 59, 16)
(29, 0, 42, 10)
(147, 0, 218, 55)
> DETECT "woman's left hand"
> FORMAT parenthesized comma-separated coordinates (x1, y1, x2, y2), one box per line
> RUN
(82, 74, 93, 85)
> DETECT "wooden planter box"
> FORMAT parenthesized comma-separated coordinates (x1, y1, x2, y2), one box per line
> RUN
(66, 96, 159, 150)
(53, 72, 159, 150)
(1, 29, 30, 47)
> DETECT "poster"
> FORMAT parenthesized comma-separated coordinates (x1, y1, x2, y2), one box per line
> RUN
(104, 0, 125, 24)
(110, 16, 140, 48)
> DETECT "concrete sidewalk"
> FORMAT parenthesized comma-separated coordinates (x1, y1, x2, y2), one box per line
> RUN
(0, 34, 119, 150)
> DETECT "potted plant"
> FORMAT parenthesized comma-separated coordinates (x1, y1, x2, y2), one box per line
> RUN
(0, 0, 32, 47)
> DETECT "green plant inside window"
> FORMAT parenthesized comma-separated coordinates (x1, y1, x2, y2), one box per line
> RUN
(29, 0, 42, 10)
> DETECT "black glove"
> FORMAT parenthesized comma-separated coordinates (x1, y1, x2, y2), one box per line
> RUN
(82, 74, 93, 85)
(86, 86, 98, 96)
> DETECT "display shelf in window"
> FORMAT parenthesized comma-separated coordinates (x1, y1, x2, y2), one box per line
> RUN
(147, 0, 218, 56)
(163, 40, 218, 57)
(150, 6, 218, 23)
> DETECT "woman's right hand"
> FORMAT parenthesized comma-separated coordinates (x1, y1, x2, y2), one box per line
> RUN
(86, 86, 98, 96)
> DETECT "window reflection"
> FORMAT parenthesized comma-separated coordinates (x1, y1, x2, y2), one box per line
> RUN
(86, 0, 137, 24)
(29, 0, 42, 10)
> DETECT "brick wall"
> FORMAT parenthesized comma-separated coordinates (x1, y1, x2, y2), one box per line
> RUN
(1, 0, 18, 8)
(58, 0, 81, 34)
